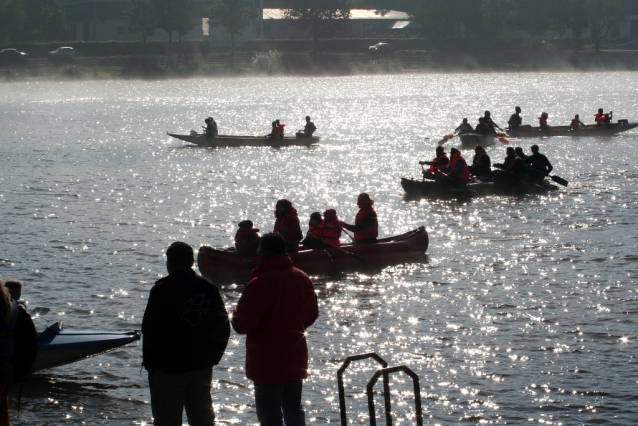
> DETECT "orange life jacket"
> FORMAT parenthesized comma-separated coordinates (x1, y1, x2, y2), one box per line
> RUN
(594, 112, 604, 125)
(449, 151, 470, 180)
(429, 154, 449, 176)
(277, 124, 285, 137)
(354, 206, 378, 241)
(320, 220, 343, 247)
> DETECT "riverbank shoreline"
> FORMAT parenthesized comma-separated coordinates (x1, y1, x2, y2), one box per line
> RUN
(2, 49, 637, 81)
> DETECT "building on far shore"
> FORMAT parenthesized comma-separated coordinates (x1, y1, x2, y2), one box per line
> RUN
(57, 0, 638, 49)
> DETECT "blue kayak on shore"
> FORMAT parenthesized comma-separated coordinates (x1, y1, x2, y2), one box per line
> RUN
(33, 322, 140, 371)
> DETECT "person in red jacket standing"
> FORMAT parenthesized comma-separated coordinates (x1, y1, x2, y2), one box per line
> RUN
(274, 199, 303, 253)
(232, 232, 319, 426)
(343, 193, 379, 244)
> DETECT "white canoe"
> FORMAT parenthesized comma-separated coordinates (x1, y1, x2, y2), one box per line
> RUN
(33, 322, 140, 371)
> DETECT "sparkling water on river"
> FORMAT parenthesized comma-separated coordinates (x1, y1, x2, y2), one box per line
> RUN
(1, 72, 637, 425)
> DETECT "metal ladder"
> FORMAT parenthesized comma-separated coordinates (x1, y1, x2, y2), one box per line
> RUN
(337, 353, 423, 426)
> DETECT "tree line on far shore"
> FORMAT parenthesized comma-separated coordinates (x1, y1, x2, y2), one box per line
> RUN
(0, 0, 631, 56)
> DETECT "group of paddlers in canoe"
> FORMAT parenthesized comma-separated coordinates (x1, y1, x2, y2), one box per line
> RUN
(419, 143, 555, 187)
(232, 194, 379, 257)
(450, 106, 615, 137)
(192, 116, 317, 139)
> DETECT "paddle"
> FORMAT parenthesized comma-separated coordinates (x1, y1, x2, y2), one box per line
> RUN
(495, 132, 510, 145)
(322, 241, 367, 265)
(437, 133, 456, 145)
(520, 163, 568, 186)
(342, 229, 355, 241)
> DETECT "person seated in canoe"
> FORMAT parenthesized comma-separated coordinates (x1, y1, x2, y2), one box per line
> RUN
(302, 212, 324, 250)
(483, 111, 501, 135)
(602, 112, 612, 126)
(267, 121, 282, 139)
(297, 116, 317, 138)
(274, 199, 303, 253)
(474, 117, 490, 135)
(343, 193, 378, 245)
(4, 279, 27, 311)
(205, 117, 218, 138)
(538, 112, 549, 130)
(570, 114, 584, 130)
(419, 146, 449, 180)
(494, 147, 525, 181)
(508, 106, 522, 129)
(469, 145, 491, 181)
(321, 209, 344, 247)
(455, 118, 473, 135)
(594, 108, 612, 126)
(234, 220, 260, 257)
(523, 145, 553, 182)
(276, 119, 286, 137)
(437, 147, 471, 186)
(514, 147, 527, 161)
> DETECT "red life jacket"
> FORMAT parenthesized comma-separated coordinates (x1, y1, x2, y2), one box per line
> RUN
(354, 206, 378, 241)
(571, 119, 580, 130)
(274, 212, 302, 250)
(277, 124, 285, 137)
(320, 220, 343, 247)
(270, 127, 280, 138)
(235, 228, 260, 251)
(449, 151, 470, 180)
(538, 116, 547, 127)
(602, 115, 611, 125)
(429, 154, 449, 176)
(594, 113, 604, 125)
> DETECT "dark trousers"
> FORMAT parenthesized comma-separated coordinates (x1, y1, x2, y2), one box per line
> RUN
(254, 380, 305, 426)
(148, 367, 215, 426)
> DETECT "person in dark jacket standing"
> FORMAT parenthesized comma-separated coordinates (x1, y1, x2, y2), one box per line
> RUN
(232, 233, 319, 426)
(142, 242, 230, 426)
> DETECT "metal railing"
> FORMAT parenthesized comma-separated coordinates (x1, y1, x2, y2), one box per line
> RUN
(337, 352, 423, 426)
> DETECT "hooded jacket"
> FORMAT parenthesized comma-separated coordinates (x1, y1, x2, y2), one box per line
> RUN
(232, 254, 318, 383)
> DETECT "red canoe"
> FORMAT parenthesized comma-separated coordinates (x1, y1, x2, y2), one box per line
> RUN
(197, 227, 429, 284)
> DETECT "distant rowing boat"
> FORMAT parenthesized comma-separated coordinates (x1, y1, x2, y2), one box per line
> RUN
(167, 132, 320, 147)
(506, 121, 638, 137)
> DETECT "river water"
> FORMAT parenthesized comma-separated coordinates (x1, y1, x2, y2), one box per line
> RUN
(1, 72, 637, 425)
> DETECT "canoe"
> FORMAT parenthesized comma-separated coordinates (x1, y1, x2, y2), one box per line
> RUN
(167, 132, 320, 147)
(506, 121, 638, 137)
(459, 133, 499, 148)
(401, 177, 559, 199)
(33, 322, 140, 371)
(197, 227, 429, 283)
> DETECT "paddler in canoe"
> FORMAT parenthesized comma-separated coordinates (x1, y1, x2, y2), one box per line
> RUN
(523, 145, 553, 182)
(469, 145, 492, 181)
(538, 112, 549, 131)
(474, 117, 490, 135)
(570, 114, 585, 130)
(595, 108, 612, 126)
(454, 118, 473, 135)
(436, 147, 471, 187)
(343, 193, 379, 245)
(296, 116, 317, 138)
(234, 220, 260, 257)
(483, 111, 502, 135)
(266, 121, 282, 139)
(493, 146, 525, 181)
(274, 199, 303, 253)
(508, 107, 523, 129)
(419, 146, 449, 180)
